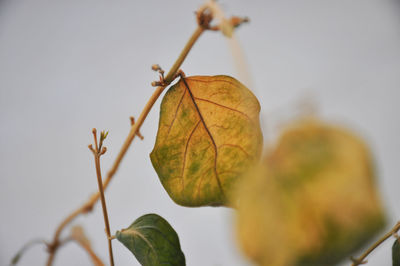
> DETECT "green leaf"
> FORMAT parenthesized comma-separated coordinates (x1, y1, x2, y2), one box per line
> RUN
(116, 214, 185, 266)
(393, 238, 400, 266)
(150, 75, 263, 207)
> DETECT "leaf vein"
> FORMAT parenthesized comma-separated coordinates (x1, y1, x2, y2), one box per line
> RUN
(193, 97, 252, 122)
(180, 120, 201, 192)
(218, 143, 252, 159)
(163, 89, 187, 143)
(134, 225, 179, 250)
(181, 77, 225, 199)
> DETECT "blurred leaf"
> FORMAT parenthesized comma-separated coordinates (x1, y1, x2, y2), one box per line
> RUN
(116, 214, 185, 266)
(393, 238, 400, 266)
(71, 226, 90, 247)
(70, 225, 104, 266)
(150, 75, 263, 206)
(220, 19, 234, 37)
(233, 118, 386, 266)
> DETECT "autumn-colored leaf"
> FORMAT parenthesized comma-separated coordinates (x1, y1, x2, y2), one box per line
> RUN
(233, 118, 386, 266)
(150, 75, 263, 207)
(116, 213, 185, 266)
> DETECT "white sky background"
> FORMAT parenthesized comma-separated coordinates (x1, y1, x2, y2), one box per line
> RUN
(1, 0, 400, 265)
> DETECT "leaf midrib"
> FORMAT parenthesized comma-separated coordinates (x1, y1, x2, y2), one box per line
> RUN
(181, 77, 225, 199)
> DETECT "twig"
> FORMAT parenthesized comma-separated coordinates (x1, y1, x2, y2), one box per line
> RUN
(45, 14, 204, 266)
(204, 0, 252, 88)
(351, 221, 400, 266)
(89, 129, 114, 266)
(45, 5, 248, 265)
(11, 238, 47, 265)
(130, 117, 144, 140)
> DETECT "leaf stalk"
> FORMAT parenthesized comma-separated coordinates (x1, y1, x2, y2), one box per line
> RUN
(351, 221, 400, 266)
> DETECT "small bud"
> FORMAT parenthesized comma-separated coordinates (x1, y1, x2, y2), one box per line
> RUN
(88, 144, 95, 153)
(151, 64, 160, 71)
(100, 131, 108, 142)
(230, 16, 249, 28)
(92, 128, 97, 135)
(137, 132, 144, 140)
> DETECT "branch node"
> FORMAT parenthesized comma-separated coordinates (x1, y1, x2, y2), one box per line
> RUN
(89, 129, 114, 266)
(151, 64, 161, 71)
(89, 128, 109, 155)
(196, 8, 213, 29)
(88, 144, 95, 153)
(175, 69, 186, 80)
(82, 202, 94, 213)
(230, 16, 249, 28)
(151, 81, 161, 87)
(350, 221, 400, 266)
(151, 64, 168, 87)
(46, 241, 58, 254)
(130, 116, 144, 140)
(46, 7, 210, 265)
(350, 257, 367, 266)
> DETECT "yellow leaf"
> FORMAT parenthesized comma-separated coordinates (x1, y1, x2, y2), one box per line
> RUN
(220, 19, 234, 38)
(150, 75, 263, 207)
(234, 118, 386, 266)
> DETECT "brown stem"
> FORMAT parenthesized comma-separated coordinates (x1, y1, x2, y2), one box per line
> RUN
(94, 154, 114, 266)
(46, 18, 205, 266)
(90, 130, 114, 266)
(45, 5, 248, 265)
(351, 221, 400, 266)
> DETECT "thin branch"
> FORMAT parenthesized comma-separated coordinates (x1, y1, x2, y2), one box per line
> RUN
(11, 238, 47, 265)
(45, 5, 248, 265)
(89, 129, 114, 266)
(130, 117, 144, 140)
(351, 221, 400, 266)
(46, 15, 204, 266)
(204, 0, 252, 89)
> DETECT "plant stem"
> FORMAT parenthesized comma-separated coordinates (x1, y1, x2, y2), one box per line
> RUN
(351, 221, 400, 266)
(45, 4, 249, 263)
(95, 159, 114, 266)
(165, 26, 204, 84)
(11, 238, 46, 265)
(92, 143, 114, 266)
(46, 24, 205, 266)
